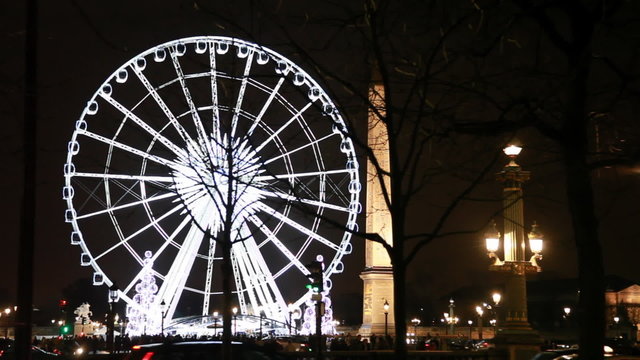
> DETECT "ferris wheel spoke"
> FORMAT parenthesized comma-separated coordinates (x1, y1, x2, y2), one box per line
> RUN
(236, 225, 287, 318)
(93, 202, 185, 261)
(76, 192, 177, 220)
(131, 66, 193, 145)
(99, 94, 186, 157)
(255, 168, 351, 182)
(156, 220, 207, 321)
(232, 240, 266, 315)
(121, 212, 193, 296)
(170, 49, 212, 157)
(73, 178, 108, 209)
(255, 189, 350, 213)
(201, 235, 217, 317)
(263, 132, 335, 166)
(254, 101, 314, 153)
(247, 215, 307, 274)
(230, 51, 254, 138)
(78, 130, 180, 168)
(230, 245, 249, 314)
(208, 45, 221, 142)
(74, 172, 174, 183)
(256, 203, 339, 251)
(246, 78, 285, 138)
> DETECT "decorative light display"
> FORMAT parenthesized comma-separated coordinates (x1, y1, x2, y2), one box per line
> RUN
(300, 293, 337, 335)
(63, 36, 361, 333)
(126, 251, 161, 336)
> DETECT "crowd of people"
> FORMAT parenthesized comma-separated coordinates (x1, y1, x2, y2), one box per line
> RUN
(31, 332, 412, 355)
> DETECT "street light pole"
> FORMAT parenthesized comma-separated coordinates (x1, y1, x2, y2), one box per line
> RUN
(383, 300, 389, 337)
(485, 145, 543, 332)
(288, 303, 293, 336)
(160, 300, 166, 339)
(107, 284, 119, 354)
(232, 307, 238, 337)
(475, 306, 484, 340)
(213, 311, 219, 336)
(411, 318, 420, 344)
(448, 299, 456, 335)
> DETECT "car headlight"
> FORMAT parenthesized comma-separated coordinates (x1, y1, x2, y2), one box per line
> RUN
(75, 347, 84, 355)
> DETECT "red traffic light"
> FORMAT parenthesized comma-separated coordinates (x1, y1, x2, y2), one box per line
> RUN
(59, 299, 68, 308)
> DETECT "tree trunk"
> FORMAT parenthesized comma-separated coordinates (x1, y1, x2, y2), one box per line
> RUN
(221, 240, 233, 360)
(16, 0, 37, 359)
(562, 26, 605, 358)
(563, 122, 605, 359)
(392, 254, 408, 357)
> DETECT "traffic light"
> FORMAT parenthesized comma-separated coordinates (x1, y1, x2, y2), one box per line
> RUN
(305, 260, 323, 293)
(59, 299, 68, 312)
(60, 324, 71, 335)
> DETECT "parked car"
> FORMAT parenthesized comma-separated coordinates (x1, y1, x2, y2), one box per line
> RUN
(423, 338, 440, 350)
(124, 341, 284, 360)
(472, 339, 494, 350)
(51, 339, 85, 357)
(0, 345, 59, 359)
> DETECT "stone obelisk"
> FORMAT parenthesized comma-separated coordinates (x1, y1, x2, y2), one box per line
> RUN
(359, 80, 395, 337)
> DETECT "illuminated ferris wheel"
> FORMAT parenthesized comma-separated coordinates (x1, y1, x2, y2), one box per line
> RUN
(63, 36, 360, 332)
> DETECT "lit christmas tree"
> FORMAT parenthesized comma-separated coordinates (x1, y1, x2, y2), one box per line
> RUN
(126, 251, 161, 336)
(300, 294, 337, 335)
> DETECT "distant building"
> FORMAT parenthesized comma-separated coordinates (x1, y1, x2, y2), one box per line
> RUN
(440, 275, 639, 341)
(604, 276, 640, 341)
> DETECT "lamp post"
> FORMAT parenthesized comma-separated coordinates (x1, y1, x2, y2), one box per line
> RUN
(492, 292, 501, 325)
(485, 145, 543, 332)
(107, 284, 119, 354)
(411, 318, 421, 344)
(288, 303, 293, 336)
(211, 311, 218, 336)
(383, 300, 390, 336)
(447, 299, 458, 335)
(160, 300, 167, 339)
(475, 306, 484, 340)
(563, 307, 571, 328)
(232, 307, 238, 337)
(259, 311, 264, 339)
(614, 316, 620, 338)
(467, 320, 473, 339)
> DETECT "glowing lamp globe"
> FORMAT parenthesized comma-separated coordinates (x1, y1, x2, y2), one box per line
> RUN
(492, 292, 502, 306)
(528, 223, 544, 254)
(503, 145, 522, 157)
(485, 221, 501, 252)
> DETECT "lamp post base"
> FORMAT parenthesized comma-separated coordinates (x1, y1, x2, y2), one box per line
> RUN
(493, 328, 543, 360)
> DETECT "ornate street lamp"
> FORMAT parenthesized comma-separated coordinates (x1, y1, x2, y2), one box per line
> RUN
(383, 300, 390, 336)
(484, 145, 544, 332)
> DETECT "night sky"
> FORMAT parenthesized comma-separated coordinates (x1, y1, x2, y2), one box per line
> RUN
(2, 0, 640, 325)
